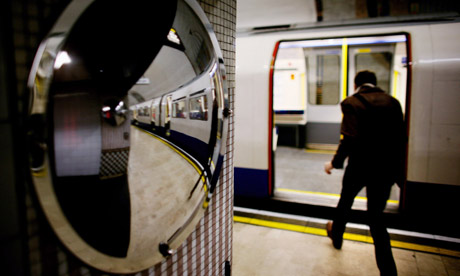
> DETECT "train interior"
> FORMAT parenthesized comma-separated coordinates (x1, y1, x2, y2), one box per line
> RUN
(272, 34, 408, 212)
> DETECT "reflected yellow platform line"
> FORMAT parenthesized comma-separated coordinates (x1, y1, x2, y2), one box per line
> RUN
(135, 126, 204, 176)
(233, 216, 460, 258)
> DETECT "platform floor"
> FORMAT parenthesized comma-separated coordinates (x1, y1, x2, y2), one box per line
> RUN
(274, 146, 400, 210)
(233, 221, 460, 276)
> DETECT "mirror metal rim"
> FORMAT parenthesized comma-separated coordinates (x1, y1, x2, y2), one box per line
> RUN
(27, 0, 229, 273)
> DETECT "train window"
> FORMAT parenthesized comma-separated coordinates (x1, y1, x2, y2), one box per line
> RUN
(189, 95, 208, 120)
(308, 54, 341, 105)
(173, 100, 187, 118)
(355, 52, 392, 94)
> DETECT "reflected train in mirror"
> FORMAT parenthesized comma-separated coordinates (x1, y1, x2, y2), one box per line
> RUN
(27, 0, 228, 273)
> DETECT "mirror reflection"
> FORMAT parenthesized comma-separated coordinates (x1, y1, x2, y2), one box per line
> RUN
(27, 0, 228, 273)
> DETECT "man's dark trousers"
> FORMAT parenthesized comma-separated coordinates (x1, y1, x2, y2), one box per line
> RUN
(331, 163, 398, 276)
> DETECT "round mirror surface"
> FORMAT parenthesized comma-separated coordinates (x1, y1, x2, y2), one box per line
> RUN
(27, 0, 228, 273)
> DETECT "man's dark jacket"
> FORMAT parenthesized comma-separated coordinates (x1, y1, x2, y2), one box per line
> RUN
(331, 85, 406, 184)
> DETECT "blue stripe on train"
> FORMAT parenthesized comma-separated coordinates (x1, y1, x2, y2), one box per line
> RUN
(133, 122, 210, 169)
(234, 167, 269, 197)
(168, 129, 210, 167)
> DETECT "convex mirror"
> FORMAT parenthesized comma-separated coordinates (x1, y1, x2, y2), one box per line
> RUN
(27, 0, 229, 273)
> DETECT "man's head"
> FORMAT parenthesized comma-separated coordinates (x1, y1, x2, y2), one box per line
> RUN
(354, 70, 377, 88)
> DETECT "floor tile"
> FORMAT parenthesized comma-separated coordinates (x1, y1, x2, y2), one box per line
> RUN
(233, 222, 460, 276)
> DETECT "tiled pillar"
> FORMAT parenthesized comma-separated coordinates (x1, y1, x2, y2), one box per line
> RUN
(6, 0, 236, 275)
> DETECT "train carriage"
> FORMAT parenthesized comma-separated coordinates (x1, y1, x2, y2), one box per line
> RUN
(131, 64, 221, 170)
(234, 18, 460, 209)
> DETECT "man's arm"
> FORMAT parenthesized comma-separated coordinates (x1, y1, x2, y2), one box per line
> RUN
(332, 135, 352, 168)
(324, 100, 357, 174)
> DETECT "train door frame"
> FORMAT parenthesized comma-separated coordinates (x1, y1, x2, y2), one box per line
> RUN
(304, 45, 344, 148)
(269, 32, 412, 210)
(150, 99, 157, 128)
(160, 95, 172, 136)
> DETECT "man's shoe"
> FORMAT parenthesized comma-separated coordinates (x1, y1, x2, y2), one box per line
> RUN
(326, 221, 342, 250)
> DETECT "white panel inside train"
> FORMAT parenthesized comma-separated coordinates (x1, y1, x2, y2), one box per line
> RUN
(235, 20, 460, 197)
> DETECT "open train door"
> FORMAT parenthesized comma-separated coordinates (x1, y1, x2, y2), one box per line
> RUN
(163, 95, 173, 136)
(348, 37, 408, 113)
(270, 34, 410, 210)
(346, 35, 410, 210)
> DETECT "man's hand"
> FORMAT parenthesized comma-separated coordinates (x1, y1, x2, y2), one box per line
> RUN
(324, 161, 334, 175)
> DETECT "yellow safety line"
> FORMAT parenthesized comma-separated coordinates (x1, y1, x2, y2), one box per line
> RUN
(233, 216, 460, 258)
(341, 38, 348, 100)
(136, 126, 209, 207)
(135, 126, 206, 182)
(392, 70, 399, 98)
(305, 149, 336, 155)
(32, 168, 47, 177)
(276, 188, 400, 205)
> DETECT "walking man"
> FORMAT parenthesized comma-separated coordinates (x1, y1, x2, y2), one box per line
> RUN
(324, 70, 405, 276)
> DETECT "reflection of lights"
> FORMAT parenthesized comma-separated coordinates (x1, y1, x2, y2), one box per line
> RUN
(115, 101, 125, 112)
(54, 51, 71, 69)
(419, 58, 460, 64)
(167, 28, 181, 45)
(210, 62, 218, 76)
(102, 101, 125, 114)
(101, 100, 127, 126)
